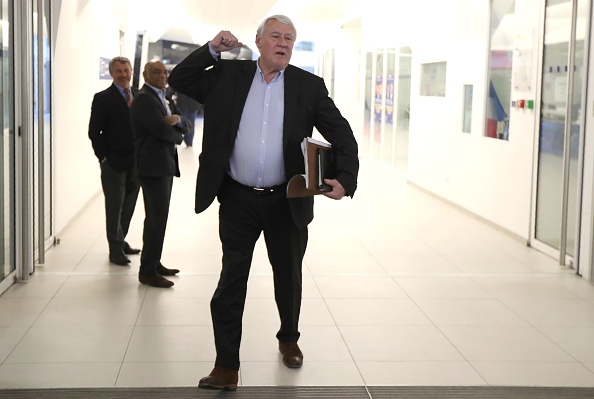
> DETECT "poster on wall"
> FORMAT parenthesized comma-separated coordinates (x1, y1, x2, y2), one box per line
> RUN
(374, 75, 383, 123)
(385, 75, 394, 124)
(99, 57, 111, 80)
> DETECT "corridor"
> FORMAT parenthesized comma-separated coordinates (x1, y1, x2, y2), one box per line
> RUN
(2, 141, 594, 388)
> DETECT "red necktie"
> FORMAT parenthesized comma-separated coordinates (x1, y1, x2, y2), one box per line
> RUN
(124, 88, 132, 107)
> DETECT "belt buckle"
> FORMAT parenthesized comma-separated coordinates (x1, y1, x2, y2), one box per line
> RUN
(253, 187, 265, 194)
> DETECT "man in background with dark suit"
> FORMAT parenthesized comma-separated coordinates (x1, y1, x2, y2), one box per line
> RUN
(169, 15, 359, 389)
(88, 56, 141, 266)
(130, 60, 190, 288)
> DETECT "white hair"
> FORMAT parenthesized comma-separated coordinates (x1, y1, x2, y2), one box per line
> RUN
(256, 15, 297, 39)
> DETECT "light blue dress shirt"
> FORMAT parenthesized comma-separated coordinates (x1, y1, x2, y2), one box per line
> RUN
(228, 62, 286, 188)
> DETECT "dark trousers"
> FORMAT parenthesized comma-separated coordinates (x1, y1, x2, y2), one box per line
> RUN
(138, 175, 173, 276)
(100, 161, 140, 257)
(179, 109, 197, 146)
(212, 177, 308, 370)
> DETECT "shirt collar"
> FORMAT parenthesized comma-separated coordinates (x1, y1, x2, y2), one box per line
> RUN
(256, 59, 284, 83)
(145, 83, 166, 97)
(113, 82, 130, 95)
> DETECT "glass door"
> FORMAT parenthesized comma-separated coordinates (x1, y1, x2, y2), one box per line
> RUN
(383, 47, 411, 172)
(394, 46, 411, 172)
(0, 0, 51, 292)
(0, 0, 15, 294)
(533, 0, 588, 265)
(361, 51, 372, 156)
(383, 49, 395, 165)
(372, 50, 383, 160)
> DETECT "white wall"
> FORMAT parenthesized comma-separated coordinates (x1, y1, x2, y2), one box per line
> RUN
(52, 0, 133, 234)
(352, 0, 542, 240)
(323, 21, 362, 135)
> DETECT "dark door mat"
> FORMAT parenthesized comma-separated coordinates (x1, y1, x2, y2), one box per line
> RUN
(3, 385, 594, 398)
(368, 386, 594, 398)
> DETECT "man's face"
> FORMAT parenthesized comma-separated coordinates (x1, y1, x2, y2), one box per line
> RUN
(110, 61, 132, 89)
(143, 61, 168, 89)
(255, 19, 295, 74)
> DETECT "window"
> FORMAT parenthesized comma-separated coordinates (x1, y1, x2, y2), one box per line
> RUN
(420, 62, 446, 97)
(463, 85, 473, 133)
(485, 0, 515, 140)
(294, 41, 314, 51)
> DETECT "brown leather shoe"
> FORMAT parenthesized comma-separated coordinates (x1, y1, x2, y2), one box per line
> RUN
(279, 342, 303, 368)
(198, 366, 238, 390)
(139, 274, 174, 288)
(157, 263, 180, 276)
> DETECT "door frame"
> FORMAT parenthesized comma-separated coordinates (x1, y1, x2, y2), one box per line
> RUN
(530, 0, 592, 271)
(577, 0, 594, 281)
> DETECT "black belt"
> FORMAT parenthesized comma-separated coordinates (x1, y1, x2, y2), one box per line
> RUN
(227, 176, 286, 195)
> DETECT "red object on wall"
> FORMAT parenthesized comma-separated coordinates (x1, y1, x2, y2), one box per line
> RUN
(486, 119, 497, 138)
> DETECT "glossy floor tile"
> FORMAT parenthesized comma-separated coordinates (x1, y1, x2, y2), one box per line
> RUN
(1, 149, 594, 389)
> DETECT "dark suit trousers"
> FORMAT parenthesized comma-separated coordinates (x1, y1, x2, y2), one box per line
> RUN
(138, 175, 173, 276)
(100, 161, 140, 257)
(212, 177, 308, 370)
(179, 108, 197, 146)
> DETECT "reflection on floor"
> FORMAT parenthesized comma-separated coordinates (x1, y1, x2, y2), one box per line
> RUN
(2, 147, 594, 389)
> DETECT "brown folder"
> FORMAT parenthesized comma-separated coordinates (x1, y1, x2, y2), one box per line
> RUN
(287, 137, 335, 198)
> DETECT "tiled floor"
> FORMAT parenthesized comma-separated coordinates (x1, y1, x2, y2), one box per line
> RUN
(3, 143, 594, 389)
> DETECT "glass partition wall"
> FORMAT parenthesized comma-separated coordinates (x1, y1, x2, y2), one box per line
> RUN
(0, 0, 52, 295)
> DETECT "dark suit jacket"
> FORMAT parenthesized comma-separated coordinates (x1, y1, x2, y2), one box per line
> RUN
(168, 44, 359, 228)
(129, 84, 189, 177)
(88, 84, 137, 171)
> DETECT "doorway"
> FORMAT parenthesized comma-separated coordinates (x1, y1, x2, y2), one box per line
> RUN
(532, 0, 590, 268)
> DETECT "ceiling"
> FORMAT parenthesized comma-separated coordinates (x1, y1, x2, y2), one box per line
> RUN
(120, 0, 362, 45)
(96, 0, 580, 59)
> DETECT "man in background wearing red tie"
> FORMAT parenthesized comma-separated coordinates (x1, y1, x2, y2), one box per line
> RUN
(88, 56, 141, 267)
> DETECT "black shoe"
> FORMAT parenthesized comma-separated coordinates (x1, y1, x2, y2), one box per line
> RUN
(157, 263, 180, 276)
(123, 242, 141, 255)
(139, 274, 174, 288)
(109, 255, 131, 266)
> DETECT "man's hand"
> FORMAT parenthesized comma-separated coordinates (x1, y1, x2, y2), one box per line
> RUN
(322, 179, 346, 200)
(210, 30, 243, 53)
(164, 115, 179, 126)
